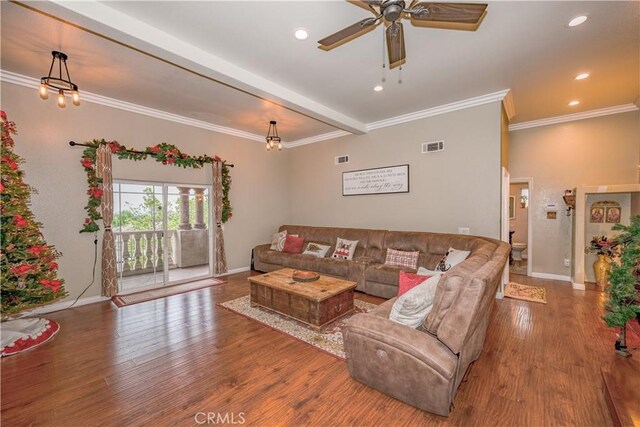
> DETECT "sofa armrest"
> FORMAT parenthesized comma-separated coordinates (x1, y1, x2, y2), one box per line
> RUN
(345, 312, 456, 379)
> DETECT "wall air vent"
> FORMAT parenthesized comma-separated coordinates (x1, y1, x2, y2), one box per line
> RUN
(421, 140, 445, 154)
(335, 155, 349, 165)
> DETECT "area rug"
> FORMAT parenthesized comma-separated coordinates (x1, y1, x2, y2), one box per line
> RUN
(112, 278, 224, 307)
(505, 282, 547, 304)
(220, 295, 378, 359)
(1, 318, 60, 357)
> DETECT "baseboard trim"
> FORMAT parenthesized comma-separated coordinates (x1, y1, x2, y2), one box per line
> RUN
(572, 282, 586, 291)
(21, 295, 110, 317)
(530, 272, 571, 282)
(216, 266, 251, 277)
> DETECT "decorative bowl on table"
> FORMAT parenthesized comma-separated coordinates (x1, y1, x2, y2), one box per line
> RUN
(292, 270, 320, 283)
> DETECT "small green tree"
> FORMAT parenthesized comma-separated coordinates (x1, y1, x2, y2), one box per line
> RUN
(603, 215, 640, 356)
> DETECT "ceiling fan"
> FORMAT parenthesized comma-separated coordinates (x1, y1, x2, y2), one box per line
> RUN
(318, 1, 488, 69)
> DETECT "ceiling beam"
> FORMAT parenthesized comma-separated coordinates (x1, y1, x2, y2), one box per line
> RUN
(27, 0, 367, 135)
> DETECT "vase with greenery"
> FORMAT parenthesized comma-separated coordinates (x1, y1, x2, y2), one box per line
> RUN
(602, 216, 640, 357)
(586, 235, 618, 290)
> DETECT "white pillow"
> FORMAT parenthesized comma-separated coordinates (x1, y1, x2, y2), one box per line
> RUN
(302, 243, 331, 258)
(389, 273, 443, 328)
(435, 247, 471, 271)
(270, 230, 288, 251)
(331, 237, 358, 260)
(417, 266, 440, 276)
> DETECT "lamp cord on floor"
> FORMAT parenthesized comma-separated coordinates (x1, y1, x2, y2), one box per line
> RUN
(65, 236, 99, 310)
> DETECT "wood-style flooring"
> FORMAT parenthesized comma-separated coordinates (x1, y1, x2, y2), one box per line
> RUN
(1, 272, 623, 426)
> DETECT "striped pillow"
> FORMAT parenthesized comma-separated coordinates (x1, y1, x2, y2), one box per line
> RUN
(385, 248, 419, 270)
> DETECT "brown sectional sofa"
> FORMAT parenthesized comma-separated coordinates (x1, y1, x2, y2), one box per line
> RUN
(253, 224, 510, 416)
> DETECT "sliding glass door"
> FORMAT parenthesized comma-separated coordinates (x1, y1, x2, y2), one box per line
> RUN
(113, 181, 212, 293)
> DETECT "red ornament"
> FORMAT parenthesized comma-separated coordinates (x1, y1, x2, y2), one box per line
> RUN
(14, 214, 28, 227)
(162, 160, 167, 165)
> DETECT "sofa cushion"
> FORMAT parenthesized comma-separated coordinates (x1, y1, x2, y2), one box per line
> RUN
(282, 235, 305, 254)
(365, 263, 416, 285)
(302, 242, 331, 258)
(259, 250, 349, 277)
(270, 230, 288, 251)
(385, 248, 419, 270)
(332, 237, 358, 260)
(397, 271, 430, 297)
(390, 274, 442, 328)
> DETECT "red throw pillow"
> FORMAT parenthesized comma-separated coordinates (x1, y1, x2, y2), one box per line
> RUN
(397, 271, 430, 297)
(282, 235, 305, 254)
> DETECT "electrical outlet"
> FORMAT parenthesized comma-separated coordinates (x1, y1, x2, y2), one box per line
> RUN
(458, 227, 470, 235)
(564, 258, 570, 267)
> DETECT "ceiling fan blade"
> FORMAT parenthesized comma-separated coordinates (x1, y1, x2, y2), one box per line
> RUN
(386, 22, 406, 69)
(318, 17, 379, 47)
(410, 2, 487, 24)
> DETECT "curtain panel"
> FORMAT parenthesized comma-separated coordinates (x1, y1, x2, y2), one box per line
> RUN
(96, 145, 117, 296)
(212, 162, 228, 275)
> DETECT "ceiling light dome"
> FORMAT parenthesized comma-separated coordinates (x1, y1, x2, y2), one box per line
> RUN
(373, 85, 384, 92)
(294, 28, 308, 40)
(575, 73, 590, 80)
(568, 100, 580, 106)
(568, 16, 588, 27)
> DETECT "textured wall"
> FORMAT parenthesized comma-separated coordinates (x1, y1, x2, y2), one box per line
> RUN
(288, 102, 503, 238)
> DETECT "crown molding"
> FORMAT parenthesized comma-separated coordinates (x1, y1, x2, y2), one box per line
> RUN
(508, 104, 639, 131)
(366, 89, 511, 131)
(0, 69, 266, 143)
(284, 130, 351, 148)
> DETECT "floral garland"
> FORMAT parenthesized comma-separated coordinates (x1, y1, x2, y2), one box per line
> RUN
(79, 139, 232, 233)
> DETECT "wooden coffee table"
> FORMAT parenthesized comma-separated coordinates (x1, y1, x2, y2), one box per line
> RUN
(248, 268, 357, 330)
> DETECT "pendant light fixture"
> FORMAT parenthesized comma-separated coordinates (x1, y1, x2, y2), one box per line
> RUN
(265, 120, 282, 151)
(39, 51, 80, 108)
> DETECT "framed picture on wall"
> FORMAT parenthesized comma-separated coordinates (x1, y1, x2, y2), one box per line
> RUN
(590, 207, 605, 223)
(606, 207, 621, 223)
(509, 196, 516, 219)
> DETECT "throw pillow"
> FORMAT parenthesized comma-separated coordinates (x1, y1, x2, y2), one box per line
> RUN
(302, 242, 331, 258)
(282, 235, 305, 254)
(331, 237, 358, 260)
(389, 273, 443, 328)
(385, 248, 419, 270)
(270, 230, 287, 251)
(397, 270, 430, 297)
(435, 247, 471, 271)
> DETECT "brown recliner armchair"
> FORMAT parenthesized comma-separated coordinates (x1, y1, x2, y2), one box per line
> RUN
(343, 240, 509, 416)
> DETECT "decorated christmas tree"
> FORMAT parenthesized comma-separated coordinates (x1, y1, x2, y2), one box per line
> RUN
(1, 110, 67, 319)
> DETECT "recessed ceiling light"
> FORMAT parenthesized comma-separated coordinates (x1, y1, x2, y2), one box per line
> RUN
(568, 16, 588, 27)
(575, 73, 590, 80)
(568, 100, 580, 106)
(294, 28, 308, 40)
(373, 85, 384, 92)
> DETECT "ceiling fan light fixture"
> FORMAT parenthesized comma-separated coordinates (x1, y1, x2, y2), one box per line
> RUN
(373, 85, 384, 92)
(568, 15, 588, 27)
(574, 72, 590, 80)
(568, 100, 580, 106)
(294, 28, 308, 40)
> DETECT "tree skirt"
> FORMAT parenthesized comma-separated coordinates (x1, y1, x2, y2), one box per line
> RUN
(1, 318, 60, 357)
(505, 282, 547, 304)
(220, 296, 377, 359)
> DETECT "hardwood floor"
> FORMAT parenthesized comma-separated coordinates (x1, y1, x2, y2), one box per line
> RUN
(1, 272, 621, 426)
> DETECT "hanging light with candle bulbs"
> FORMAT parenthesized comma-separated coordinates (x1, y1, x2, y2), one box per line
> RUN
(265, 120, 282, 152)
(39, 51, 80, 108)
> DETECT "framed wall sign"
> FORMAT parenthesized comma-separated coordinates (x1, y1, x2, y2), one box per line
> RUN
(342, 164, 409, 196)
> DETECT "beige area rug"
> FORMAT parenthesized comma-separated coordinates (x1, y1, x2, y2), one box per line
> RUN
(112, 278, 224, 307)
(220, 295, 378, 359)
(504, 282, 547, 304)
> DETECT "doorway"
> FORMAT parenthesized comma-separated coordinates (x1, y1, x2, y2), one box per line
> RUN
(509, 178, 533, 277)
(112, 181, 213, 293)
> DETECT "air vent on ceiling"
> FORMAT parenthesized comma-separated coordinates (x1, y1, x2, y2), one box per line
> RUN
(422, 140, 444, 154)
(335, 155, 349, 165)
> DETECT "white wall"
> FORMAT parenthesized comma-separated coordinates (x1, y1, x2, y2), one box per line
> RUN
(509, 111, 640, 277)
(1, 82, 291, 302)
(288, 102, 503, 238)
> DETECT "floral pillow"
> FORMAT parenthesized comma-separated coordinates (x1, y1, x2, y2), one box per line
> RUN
(270, 230, 287, 251)
(302, 242, 331, 258)
(331, 237, 358, 260)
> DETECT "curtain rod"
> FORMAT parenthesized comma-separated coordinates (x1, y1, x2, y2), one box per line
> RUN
(68, 141, 234, 167)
